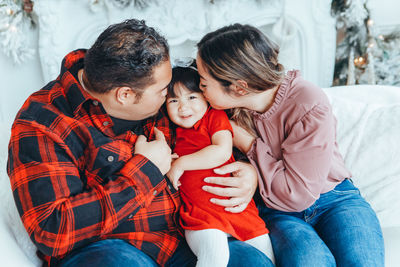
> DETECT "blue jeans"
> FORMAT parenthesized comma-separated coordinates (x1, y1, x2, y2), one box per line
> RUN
(256, 179, 384, 267)
(59, 237, 273, 267)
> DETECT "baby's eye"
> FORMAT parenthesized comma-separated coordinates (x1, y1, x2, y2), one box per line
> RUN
(167, 99, 177, 103)
(189, 95, 197, 100)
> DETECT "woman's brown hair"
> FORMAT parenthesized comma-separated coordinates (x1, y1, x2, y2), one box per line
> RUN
(197, 23, 284, 136)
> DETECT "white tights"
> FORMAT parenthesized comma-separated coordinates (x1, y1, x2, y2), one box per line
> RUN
(185, 229, 275, 267)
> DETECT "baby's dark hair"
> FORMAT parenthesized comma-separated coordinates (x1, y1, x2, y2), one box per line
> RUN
(167, 60, 201, 97)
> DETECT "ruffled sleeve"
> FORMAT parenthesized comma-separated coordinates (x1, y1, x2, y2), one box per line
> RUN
(247, 104, 336, 212)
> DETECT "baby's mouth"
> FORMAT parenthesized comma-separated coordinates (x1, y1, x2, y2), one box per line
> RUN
(180, 114, 192, 119)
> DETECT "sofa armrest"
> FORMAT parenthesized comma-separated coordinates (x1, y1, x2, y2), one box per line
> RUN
(383, 227, 400, 267)
(0, 217, 37, 267)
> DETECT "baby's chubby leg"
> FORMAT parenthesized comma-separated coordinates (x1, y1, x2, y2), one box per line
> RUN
(185, 229, 229, 267)
(245, 234, 275, 264)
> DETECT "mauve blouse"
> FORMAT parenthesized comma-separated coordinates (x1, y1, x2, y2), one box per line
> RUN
(247, 70, 351, 212)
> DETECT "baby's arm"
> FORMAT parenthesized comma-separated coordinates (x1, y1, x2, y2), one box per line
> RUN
(167, 130, 232, 189)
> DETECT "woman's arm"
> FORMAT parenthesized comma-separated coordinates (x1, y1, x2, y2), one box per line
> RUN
(198, 120, 258, 213)
(230, 120, 256, 154)
(247, 104, 336, 212)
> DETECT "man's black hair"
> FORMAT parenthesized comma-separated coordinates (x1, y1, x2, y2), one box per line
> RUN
(84, 19, 169, 95)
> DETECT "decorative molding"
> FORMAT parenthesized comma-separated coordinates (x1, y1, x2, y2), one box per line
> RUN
(35, 0, 63, 82)
(311, 0, 336, 87)
(33, 0, 336, 87)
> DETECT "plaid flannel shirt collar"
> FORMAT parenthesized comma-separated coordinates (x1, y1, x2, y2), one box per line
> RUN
(58, 49, 98, 116)
(58, 49, 169, 141)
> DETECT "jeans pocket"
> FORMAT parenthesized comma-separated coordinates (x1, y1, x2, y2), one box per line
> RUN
(329, 179, 360, 195)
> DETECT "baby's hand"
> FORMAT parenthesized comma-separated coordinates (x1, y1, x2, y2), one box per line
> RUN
(171, 153, 179, 162)
(167, 160, 184, 190)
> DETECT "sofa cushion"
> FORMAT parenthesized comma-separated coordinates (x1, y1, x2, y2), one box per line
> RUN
(324, 85, 400, 228)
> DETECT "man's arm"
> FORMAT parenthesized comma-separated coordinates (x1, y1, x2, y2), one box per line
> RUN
(7, 122, 167, 258)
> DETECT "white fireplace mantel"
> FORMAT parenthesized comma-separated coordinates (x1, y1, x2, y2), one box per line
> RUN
(33, 0, 336, 88)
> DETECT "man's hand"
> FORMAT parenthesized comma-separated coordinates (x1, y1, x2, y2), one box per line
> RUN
(134, 127, 172, 175)
(166, 159, 184, 190)
(203, 161, 258, 213)
(230, 120, 256, 154)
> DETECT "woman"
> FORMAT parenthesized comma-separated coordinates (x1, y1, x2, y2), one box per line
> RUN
(195, 23, 384, 266)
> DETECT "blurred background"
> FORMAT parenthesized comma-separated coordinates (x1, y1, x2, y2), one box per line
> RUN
(1, 0, 399, 120)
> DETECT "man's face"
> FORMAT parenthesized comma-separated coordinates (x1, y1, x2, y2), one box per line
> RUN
(124, 60, 172, 120)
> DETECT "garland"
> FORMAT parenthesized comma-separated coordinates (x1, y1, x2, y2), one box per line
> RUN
(332, 0, 400, 86)
(0, 0, 35, 64)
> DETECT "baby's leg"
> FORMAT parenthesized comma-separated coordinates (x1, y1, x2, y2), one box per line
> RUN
(245, 233, 275, 264)
(185, 229, 229, 267)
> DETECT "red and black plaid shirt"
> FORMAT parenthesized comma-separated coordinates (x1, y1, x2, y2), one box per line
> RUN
(7, 50, 181, 266)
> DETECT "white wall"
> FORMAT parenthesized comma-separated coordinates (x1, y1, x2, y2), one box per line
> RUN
(0, 26, 44, 123)
(367, 0, 400, 34)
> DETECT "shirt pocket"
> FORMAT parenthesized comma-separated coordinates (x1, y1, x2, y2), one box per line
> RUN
(84, 139, 133, 185)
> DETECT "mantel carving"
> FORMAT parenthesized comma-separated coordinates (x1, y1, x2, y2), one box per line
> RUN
(34, 0, 336, 87)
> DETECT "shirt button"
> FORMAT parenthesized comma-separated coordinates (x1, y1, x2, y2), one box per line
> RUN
(107, 156, 114, 162)
(128, 214, 133, 219)
(168, 185, 172, 190)
(153, 190, 158, 195)
(103, 121, 109, 126)
(93, 100, 99, 106)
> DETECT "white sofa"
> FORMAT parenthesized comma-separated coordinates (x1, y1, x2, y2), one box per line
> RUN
(1, 84, 400, 266)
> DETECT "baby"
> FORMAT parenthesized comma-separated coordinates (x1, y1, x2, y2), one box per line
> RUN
(165, 59, 275, 267)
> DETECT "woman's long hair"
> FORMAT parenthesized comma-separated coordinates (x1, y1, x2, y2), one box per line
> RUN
(197, 23, 284, 136)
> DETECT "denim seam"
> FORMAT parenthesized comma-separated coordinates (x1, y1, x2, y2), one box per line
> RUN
(330, 189, 359, 195)
(304, 205, 318, 223)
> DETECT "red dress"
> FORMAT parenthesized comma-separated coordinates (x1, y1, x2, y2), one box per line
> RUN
(174, 108, 269, 241)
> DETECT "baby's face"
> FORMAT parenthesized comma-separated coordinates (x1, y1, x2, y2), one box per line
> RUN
(166, 83, 208, 128)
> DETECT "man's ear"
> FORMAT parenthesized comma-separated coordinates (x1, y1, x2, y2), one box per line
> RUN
(229, 80, 249, 96)
(115, 86, 136, 104)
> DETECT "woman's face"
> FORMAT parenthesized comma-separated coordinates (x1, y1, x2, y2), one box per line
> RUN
(196, 55, 238, 110)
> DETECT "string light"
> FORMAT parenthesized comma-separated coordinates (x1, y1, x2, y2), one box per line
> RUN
(354, 56, 366, 67)
(367, 19, 374, 27)
(6, 9, 14, 16)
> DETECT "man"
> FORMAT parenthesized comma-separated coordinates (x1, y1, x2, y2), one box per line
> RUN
(7, 19, 268, 266)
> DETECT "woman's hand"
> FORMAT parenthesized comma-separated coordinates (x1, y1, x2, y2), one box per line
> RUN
(230, 120, 256, 154)
(202, 161, 258, 213)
